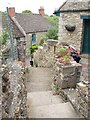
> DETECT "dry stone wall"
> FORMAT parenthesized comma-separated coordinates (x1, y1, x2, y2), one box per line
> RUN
(1, 39, 27, 118)
(0, 58, 2, 120)
(52, 57, 90, 119)
(75, 55, 90, 118)
(2, 64, 10, 118)
(76, 82, 89, 118)
(34, 47, 54, 68)
(9, 62, 27, 118)
(33, 40, 57, 68)
(2, 61, 27, 118)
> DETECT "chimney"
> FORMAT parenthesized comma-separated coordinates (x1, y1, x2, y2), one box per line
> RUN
(8, 7, 15, 17)
(38, 6, 45, 16)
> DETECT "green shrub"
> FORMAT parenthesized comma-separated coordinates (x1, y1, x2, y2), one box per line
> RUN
(1, 31, 10, 45)
(46, 28, 58, 40)
(29, 45, 38, 54)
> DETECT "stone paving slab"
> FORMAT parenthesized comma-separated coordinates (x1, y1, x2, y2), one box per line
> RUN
(27, 91, 63, 107)
(28, 102, 79, 118)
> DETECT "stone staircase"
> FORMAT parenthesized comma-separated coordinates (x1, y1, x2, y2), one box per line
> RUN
(26, 67, 82, 118)
(27, 91, 79, 118)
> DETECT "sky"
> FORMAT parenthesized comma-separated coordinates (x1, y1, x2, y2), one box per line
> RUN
(0, 0, 66, 15)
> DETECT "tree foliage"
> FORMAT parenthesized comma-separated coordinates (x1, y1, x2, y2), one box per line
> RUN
(22, 10, 32, 14)
(0, 11, 7, 16)
(46, 28, 58, 40)
(44, 15, 59, 29)
(44, 15, 59, 40)
(1, 31, 10, 45)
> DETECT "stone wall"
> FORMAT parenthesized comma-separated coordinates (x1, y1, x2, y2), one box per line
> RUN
(36, 32, 47, 45)
(0, 57, 2, 120)
(52, 61, 82, 92)
(1, 39, 27, 118)
(58, 12, 90, 50)
(25, 32, 46, 57)
(52, 58, 89, 118)
(33, 40, 57, 68)
(2, 64, 10, 118)
(33, 45, 54, 68)
(26, 32, 46, 47)
(52, 55, 90, 119)
(80, 55, 90, 83)
(76, 82, 89, 118)
(16, 40, 26, 63)
(0, 14, 2, 50)
(2, 62, 27, 118)
(75, 55, 90, 118)
(58, 1, 90, 118)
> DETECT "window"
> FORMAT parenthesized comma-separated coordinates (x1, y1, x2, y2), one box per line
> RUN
(32, 34, 36, 45)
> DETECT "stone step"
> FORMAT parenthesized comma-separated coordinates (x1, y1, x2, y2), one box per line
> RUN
(26, 82, 52, 92)
(27, 102, 79, 118)
(27, 91, 63, 107)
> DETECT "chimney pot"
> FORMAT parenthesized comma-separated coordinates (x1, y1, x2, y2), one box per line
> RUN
(8, 7, 15, 17)
(38, 6, 45, 16)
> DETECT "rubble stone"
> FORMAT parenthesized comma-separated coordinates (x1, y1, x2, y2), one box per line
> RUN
(2, 61, 27, 118)
(33, 40, 56, 68)
(76, 82, 89, 118)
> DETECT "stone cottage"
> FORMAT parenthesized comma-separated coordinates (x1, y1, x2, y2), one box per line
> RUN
(2, 7, 53, 45)
(54, 0, 90, 54)
(54, 0, 90, 118)
(54, 0, 90, 82)
(2, 7, 53, 59)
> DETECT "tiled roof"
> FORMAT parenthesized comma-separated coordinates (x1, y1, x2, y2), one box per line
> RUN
(15, 13, 53, 34)
(59, 0, 90, 11)
(2, 13, 53, 38)
(2, 15, 25, 38)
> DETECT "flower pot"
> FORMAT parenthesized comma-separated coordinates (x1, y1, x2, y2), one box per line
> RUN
(63, 61, 71, 65)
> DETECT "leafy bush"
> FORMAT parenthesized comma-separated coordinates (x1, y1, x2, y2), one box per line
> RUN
(43, 36, 48, 41)
(46, 28, 58, 40)
(22, 10, 32, 14)
(44, 15, 59, 29)
(44, 15, 59, 40)
(1, 31, 10, 45)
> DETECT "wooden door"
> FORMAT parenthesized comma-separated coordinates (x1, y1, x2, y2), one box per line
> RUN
(82, 19, 90, 54)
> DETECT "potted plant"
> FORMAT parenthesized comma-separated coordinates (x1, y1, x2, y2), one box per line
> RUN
(55, 47, 68, 58)
(63, 55, 71, 65)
